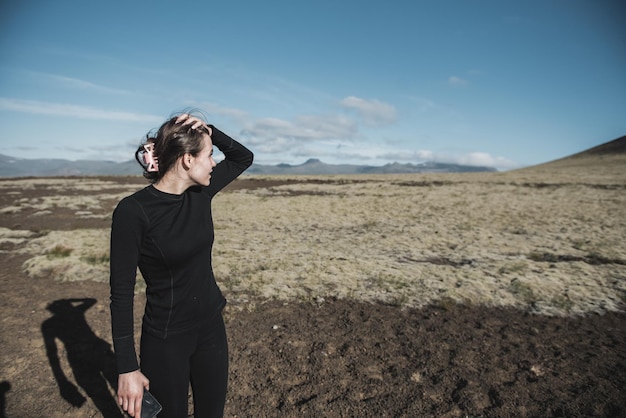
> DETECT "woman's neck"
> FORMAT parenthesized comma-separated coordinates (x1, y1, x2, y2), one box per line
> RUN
(153, 170, 194, 195)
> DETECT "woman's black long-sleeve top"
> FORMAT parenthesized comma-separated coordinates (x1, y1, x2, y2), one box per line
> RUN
(109, 126, 253, 373)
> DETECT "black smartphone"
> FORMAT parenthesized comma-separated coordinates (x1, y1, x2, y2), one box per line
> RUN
(141, 388, 162, 418)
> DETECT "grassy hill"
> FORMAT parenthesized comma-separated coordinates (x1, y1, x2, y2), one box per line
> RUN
(505, 135, 626, 184)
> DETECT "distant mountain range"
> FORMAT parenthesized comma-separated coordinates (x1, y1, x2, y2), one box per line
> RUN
(2, 135, 623, 178)
(0, 155, 496, 177)
(247, 159, 497, 175)
(0, 154, 141, 178)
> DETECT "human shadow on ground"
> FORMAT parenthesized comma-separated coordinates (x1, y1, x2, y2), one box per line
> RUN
(0, 381, 11, 418)
(41, 298, 122, 417)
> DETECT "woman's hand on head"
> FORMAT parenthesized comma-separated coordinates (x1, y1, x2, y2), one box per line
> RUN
(117, 370, 149, 417)
(176, 114, 212, 136)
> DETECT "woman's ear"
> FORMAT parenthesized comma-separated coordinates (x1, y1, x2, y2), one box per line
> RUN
(181, 153, 194, 170)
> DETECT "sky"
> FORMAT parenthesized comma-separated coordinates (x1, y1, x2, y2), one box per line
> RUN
(0, 0, 624, 170)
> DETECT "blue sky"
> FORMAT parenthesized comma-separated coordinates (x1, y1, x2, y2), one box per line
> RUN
(1, 0, 624, 170)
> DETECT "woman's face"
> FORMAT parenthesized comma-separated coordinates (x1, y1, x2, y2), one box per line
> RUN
(187, 134, 216, 186)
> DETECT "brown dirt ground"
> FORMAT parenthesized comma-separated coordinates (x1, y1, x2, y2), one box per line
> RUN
(1, 177, 625, 418)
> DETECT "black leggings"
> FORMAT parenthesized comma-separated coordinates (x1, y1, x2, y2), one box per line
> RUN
(140, 314, 228, 418)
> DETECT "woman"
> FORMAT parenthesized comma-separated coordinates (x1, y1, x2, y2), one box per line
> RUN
(109, 112, 253, 417)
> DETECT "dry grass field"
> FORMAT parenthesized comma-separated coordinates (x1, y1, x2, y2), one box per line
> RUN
(0, 146, 625, 417)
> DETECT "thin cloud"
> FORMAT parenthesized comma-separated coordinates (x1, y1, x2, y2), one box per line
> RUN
(409, 97, 441, 112)
(27, 71, 131, 95)
(269, 140, 382, 165)
(379, 149, 435, 161)
(453, 152, 518, 169)
(11, 145, 39, 151)
(448, 76, 468, 87)
(194, 101, 249, 123)
(295, 114, 358, 138)
(377, 147, 519, 170)
(242, 114, 358, 142)
(340, 96, 397, 127)
(0, 98, 162, 123)
(467, 69, 485, 76)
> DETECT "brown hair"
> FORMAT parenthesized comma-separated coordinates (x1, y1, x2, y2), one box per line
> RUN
(135, 112, 211, 183)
